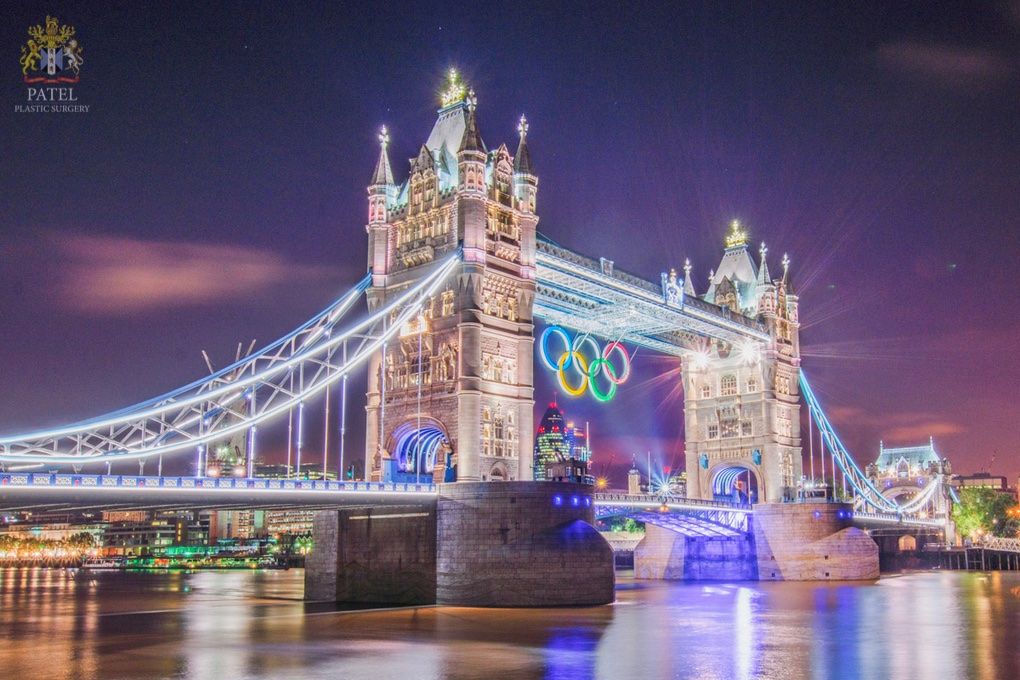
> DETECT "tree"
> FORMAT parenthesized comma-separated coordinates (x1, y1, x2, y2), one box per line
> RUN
(953, 488, 1019, 540)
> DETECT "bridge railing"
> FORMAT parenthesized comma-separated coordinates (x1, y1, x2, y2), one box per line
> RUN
(977, 536, 1020, 553)
(594, 492, 752, 512)
(851, 510, 949, 528)
(0, 473, 436, 494)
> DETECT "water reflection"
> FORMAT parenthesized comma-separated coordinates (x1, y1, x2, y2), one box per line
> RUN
(0, 568, 1018, 679)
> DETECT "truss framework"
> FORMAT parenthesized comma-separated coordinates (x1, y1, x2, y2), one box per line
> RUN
(534, 238, 770, 356)
(0, 254, 461, 464)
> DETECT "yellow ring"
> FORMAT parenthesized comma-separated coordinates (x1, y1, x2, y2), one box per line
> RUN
(557, 351, 588, 396)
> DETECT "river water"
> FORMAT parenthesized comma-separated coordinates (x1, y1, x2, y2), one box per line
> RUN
(1, 568, 1018, 680)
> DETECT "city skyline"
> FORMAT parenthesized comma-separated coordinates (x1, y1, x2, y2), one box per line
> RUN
(2, 2, 1018, 484)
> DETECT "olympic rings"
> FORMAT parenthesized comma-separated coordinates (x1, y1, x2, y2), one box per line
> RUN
(539, 326, 632, 401)
(557, 351, 588, 397)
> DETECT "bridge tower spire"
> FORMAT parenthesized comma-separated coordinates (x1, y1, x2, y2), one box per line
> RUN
(364, 71, 538, 484)
(683, 221, 802, 504)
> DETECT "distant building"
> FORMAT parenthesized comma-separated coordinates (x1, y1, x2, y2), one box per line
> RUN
(101, 510, 208, 557)
(866, 437, 953, 514)
(868, 438, 949, 480)
(533, 399, 592, 484)
(628, 464, 642, 494)
(955, 472, 1009, 492)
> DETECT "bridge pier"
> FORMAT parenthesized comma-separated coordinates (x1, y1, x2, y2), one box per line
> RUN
(633, 502, 879, 582)
(752, 503, 878, 580)
(306, 481, 614, 607)
(634, 524, 757, 580)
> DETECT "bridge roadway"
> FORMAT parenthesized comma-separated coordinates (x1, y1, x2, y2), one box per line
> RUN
(0, 473, 944, 532)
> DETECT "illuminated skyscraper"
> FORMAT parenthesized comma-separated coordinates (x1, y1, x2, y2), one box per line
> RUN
(533, 399, 592, 483)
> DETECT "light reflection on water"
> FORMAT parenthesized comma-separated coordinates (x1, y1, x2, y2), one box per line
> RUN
(0, 568, 1018, 679)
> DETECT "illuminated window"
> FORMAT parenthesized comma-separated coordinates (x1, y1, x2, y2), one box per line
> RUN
(708, 425, 719, 439)
(721, 374, 737, 396)
(741, 420, 753, 436)
(747, 376, 759, 393)
(700, 384, 712, 399)
(721, 421, 738, 438)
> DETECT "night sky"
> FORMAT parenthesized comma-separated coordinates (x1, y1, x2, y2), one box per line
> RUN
(2, 2, 1018, 484)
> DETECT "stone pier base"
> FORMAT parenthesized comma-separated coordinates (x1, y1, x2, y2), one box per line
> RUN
(633, 503, 879, 582)
(304, 504, 437, 604)
(752, 502, 879, 580)
(634, 524, 757, 580)
(305, 481, 615, 607)
(436, 482, 614, 606)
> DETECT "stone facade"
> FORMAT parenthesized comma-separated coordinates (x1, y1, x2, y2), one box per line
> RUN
(364, 78, 538, 484)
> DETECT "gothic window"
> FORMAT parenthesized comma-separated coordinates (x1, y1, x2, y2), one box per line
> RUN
(482, 406, 492, 456)
(782, 452, 794, 488)
(708, 424, 719, 439)
(741, 420, 753, 436)
(747, 376, 759, 393)
(493, 415, 505, 457)
(441, 290, 454, 316)
(700, 383, 712, 399)
(721, 375, 737, 396)
(776, 407, 792, 438)
(721, 421, 739, 438)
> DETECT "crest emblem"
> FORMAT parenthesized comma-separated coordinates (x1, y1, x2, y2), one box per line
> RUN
(20, 15, 83, 84)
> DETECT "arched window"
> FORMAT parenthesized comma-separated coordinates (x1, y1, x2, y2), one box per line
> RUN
(493, 415, 505, 457)
(700, 383, 712, 399)
(721, 374, 737, 396)
(747, 376, 759, 393)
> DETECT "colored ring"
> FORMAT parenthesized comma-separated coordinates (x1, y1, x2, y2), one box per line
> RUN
(572, 334, 601, 365)
(540, 325, 633, 401)
(601, 342, 631, 384)
(557, 351, 588, 397)
(540, 326, 572, 371)
(587, 358, 617, 402)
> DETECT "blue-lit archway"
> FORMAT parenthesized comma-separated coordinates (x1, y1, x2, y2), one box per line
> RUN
(711, 465, 759, 504)
(387, 420, 451, 483)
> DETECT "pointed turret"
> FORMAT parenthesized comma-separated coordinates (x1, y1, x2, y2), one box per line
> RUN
(459, 90, 485, 153)
(371, 125, 394, 186)
(514, 115, 533, 175)
(683, 259, 696, 296)
(757, 242, 771, 286)
(513, 114, 539, 215)
(366, 126, 393, 278)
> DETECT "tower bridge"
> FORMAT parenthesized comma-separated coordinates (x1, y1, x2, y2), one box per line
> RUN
(0, 72, 953, 605)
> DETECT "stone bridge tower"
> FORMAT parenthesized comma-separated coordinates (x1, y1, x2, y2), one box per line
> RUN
(683, 221, 802, 503)
(364, 71, 538, 483)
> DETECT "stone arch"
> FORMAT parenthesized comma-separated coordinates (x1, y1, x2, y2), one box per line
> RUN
(710, 463, 760, 504)
(488, 461, 509, 482)
(898, 535, 917, 552)
(386, 417, 452, 481)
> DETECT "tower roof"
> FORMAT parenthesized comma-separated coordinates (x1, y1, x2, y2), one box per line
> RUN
(458, 90, 485, 153)
(370, 126, 394, 186)
(704, 220, 759, 312)
(514, 115, 533, 174)
(756, 242, 771, 286)
(874, 440, 941, 471)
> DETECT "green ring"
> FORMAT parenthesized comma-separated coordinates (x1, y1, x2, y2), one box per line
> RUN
(588, 358, 617, 402)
